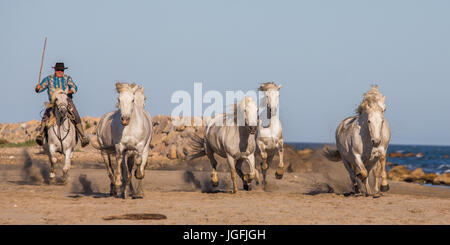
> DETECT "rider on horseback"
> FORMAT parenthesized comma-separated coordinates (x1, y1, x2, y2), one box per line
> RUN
(34, 62, 90, 147)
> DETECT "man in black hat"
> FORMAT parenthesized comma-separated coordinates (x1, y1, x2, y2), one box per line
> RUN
(34, 62, 90, 147)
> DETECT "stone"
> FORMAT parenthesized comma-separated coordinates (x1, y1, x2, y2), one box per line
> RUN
(297, 148, 314, 156)
(168, 145, 177, 159)
(423, 173, 438, 183)
(433, 173, 450, 185)
(404, 168, 425, 183)
(387, 165, 411, 181)
(389, 152, 404, 158)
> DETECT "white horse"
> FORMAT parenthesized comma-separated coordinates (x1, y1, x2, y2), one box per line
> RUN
(189, 97, 259, 193)
(96, 83, 152, 198)
(44, 89, 77, 184)
(256, 82, 285, 184)
(324, 85, 391, 197)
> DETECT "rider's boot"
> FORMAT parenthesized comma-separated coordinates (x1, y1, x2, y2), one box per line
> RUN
(75, 123, 90, 147)
(35, 122, 46, 146)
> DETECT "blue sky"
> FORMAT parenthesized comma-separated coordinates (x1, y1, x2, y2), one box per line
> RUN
(1, 0, 450, 145)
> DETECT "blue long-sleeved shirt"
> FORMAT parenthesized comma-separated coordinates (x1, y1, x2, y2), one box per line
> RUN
(37, 74, 78, 101)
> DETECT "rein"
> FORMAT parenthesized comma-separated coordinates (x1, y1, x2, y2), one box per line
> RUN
(51, 106, 72, 152)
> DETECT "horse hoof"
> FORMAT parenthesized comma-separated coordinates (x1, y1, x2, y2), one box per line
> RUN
(60, 179, 68, 185)
(243, 174, 255, 183)
(61, 173, 69, 185)
(211, 180, 219, 187)
(135, 169, 144, 179)
(114, 185, 122, 197)
(380, 184, 390, 192)
(36, 136, 44, 146)
(261, 162, 269, 171)
(372, 193, 382, 198)
(109, 184, 117, 196)
(48, 177, 56, 185)
(275, 170, 283, 179)
(132, 193, 144, 199)
(243, 184, 252, 191)
(356, 173, 367, 181)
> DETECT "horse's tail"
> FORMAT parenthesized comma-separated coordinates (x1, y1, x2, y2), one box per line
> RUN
(322, 145, 342, 162)
(187, 134, 206, 160)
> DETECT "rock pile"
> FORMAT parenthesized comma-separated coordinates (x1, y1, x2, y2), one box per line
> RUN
(387, 165, 449, 185)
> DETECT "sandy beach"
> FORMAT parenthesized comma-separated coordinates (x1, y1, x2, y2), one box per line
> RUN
(0, 146, 448, 225)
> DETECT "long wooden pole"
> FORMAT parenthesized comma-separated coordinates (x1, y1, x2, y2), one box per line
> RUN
(38, 37, 47, 84)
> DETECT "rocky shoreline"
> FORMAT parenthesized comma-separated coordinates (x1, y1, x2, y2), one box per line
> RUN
(0, 116, 449, 187)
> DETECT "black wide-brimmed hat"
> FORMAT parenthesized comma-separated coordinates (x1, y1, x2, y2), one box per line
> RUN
(52, 62, 68, 71)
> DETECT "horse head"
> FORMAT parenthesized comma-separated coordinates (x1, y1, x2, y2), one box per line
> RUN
(116, 82, 139, 126)
(358, 85, 386, 147)
(259, 82, 281, 120)
(51, 89, 69, 118)
(237, 96, 258, 134)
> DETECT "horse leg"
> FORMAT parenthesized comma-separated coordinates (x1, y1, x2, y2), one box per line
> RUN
(363, 175, 372, 197)
(254, 164, 261, 186)
(257, 141, 269, 185)
(243, 154, 257, 190)
(259, 147, 269, 185)
(102, 153, 116, 196)
(135, 149, 147, 179)
(226, 154, 238, 194)
(48, 144, 57, 184)
(380, 154, 390, 192)
(275, 146, 285, 179)
(114, 147, 124, 198)
(61, 148, 72, 185)
(206, 147, 219, 187)
(134, 149, 148, 199)
(342, 160, 361, 196)
(372, 160, 383, 198)
(353, 154, 368, 181)
(123, 154, 133, 199)
(127, 155, 135, 197)
(235, 159, 248, 190)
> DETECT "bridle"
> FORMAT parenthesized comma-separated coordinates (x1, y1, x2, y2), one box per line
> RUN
(51, 93, 72, 152)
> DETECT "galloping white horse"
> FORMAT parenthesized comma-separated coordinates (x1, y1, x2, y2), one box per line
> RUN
(44, 89, 77, 184)
(256, 82, 284, 184)
(189, 97, 259, 193)
(96, 83, 152, 198)
(324, 85, 391, 197)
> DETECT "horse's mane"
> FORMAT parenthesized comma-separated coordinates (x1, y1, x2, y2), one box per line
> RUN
(50, 88, 66, 104)
(115, 82, 146, 108)
(258, 82, 280, 91)
(357, 85, 386, 114)
(116, 82, 138, 93)
(134, 85, 146, 107)
(46, 88, 67, 127)
(223, 97, 255, 123)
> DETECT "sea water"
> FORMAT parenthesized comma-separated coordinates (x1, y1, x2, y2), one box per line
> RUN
(289, 142, 450, 174)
